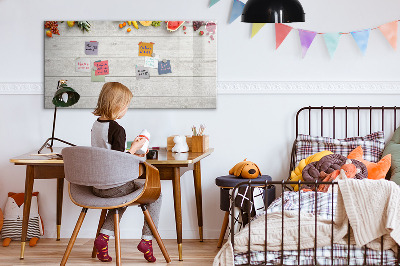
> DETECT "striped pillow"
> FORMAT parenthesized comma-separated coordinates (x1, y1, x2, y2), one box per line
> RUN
(294, 131, 385, 166)
(1, 217, 41, 240)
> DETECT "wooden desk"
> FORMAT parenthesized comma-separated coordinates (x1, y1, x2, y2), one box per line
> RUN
(10, 147, 213, 261)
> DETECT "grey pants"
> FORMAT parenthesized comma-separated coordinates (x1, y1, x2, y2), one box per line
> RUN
(92, 180, 162, 240)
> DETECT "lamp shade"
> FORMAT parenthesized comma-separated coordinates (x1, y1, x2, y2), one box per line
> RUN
(52, 83, 80, 107)
(241, 0, 305, 23)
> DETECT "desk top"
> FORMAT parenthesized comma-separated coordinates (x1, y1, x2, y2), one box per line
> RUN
(10, 147, 214, 166)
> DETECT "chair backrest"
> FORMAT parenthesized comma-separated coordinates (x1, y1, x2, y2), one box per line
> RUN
(62, 146, 145, 187)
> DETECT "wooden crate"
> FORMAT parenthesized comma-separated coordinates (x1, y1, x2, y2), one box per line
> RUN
(167, 135, 192, 151)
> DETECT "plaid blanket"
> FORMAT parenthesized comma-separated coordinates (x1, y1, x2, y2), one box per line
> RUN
(234, 244, 397, 265)
(234, 191, 397, 265)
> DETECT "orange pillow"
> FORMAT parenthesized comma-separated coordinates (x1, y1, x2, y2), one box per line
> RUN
(347, 146, 391, 180)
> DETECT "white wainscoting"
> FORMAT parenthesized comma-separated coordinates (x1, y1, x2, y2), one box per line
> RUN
(1, 81, 400, 95)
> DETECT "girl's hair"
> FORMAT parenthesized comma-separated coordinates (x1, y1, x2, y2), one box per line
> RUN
(93, 82, 133, 120)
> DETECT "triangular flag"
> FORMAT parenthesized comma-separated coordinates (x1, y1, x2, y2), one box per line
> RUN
(298, 29, 317, 58)
(351, 29, 370, 55)
(378, 21, 397, 50)
(251, 23, 266, 38)
(275, 23, 293, 49)
(209, 0, 220, 7)
(229, 0, 245, 24)
(323, 33, 341, 58)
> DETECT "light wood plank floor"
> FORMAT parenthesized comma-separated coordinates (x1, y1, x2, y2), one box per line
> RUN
(0, 239, 222, 265)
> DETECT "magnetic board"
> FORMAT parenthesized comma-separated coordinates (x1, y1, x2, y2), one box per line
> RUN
(44, 21, 217, 109)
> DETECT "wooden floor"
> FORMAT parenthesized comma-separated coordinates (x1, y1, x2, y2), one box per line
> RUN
(0, 239, 222, 265)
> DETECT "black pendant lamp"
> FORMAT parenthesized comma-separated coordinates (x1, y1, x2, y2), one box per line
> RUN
(242, 0, 305, 23)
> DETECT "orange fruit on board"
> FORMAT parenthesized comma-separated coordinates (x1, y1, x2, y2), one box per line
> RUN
(119, 24, 123, 28)
(127, 28, 131, 32)
(123, 22, 126, 27)
(139, 21, 152, 26)
(46, 30, 52, 37)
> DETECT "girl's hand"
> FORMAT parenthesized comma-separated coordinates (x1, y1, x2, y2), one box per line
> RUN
(134, 148, 149, 157)
(128, 137, 147, 154)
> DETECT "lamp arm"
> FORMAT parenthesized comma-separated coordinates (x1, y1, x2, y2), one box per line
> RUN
(50, 106, 57, 148)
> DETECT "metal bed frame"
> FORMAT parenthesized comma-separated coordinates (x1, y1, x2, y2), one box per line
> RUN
(230, 106, 400, 266)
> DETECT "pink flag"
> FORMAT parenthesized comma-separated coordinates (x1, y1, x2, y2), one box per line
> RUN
(378, 21, 398, 50)
(298, 29, 317, 58)
(275, 23, 293, 49)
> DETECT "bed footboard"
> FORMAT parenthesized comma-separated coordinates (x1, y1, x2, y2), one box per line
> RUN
(230, 180, 400, 266)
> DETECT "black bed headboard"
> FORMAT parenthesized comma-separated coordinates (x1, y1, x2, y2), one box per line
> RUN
(289, 106, 400, 180)
(296, 106, 399, 138)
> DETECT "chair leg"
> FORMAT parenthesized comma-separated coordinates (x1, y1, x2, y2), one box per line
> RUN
(141, 205, 171, 263)
(217, 211, 230, 248)
(91, 209, 108, 258)
(114, 209, 121, 266)
(60, 208, 88, 266)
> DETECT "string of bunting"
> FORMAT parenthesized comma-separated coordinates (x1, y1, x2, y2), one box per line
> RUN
(210, 0, 399, 58)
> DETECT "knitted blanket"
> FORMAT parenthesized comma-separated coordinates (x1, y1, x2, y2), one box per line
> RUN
(335, 178, 399, 251)
(213, 211, 342, 266)
(213, 179, 400, 266)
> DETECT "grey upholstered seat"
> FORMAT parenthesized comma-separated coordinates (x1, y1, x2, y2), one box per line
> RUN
(69, 181, 144, 208)
(60, 146, 171, 265)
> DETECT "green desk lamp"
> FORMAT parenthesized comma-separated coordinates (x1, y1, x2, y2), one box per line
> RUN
(38, 80, 80, 154)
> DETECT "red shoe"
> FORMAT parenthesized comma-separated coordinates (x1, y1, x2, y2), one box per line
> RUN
(137, 239, 156, 262)
(94, 233, 112, 262)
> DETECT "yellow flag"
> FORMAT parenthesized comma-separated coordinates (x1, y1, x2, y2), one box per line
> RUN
(251, 23, 266, 38)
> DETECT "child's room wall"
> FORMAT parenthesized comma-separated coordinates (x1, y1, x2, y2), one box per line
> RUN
(1, 0, 400, 239)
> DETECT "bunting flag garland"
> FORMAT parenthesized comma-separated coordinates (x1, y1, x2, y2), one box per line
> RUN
(378, 21, 398, 50)
(351, 29, 370, 55)
(229, 0, 245, 24)
(251, 23, 266, 38)
(206, 0, 400, 58)
(298, 29, 317, 58)
(275, 23, 293, 49)
(323, 33, 341, 58)
(209, 0, 220, 8)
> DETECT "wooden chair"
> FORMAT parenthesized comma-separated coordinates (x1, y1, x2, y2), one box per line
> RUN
(60, 146, 171, 265)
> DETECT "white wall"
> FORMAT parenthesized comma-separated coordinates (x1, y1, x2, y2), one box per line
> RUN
(1, 0, 400, 240)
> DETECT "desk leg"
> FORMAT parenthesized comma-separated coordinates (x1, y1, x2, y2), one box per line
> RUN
(20, 165, 35, 259)
(193, 161, 203, 242)
(172, 167, 183, 261)
(56, 178, 64, 241)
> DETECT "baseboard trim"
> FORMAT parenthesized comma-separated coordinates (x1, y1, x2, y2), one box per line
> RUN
(1, 81, 400, 95)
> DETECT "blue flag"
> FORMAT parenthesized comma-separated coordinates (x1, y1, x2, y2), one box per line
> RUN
(229, 0, 245, 24)
(351, 29, 370, 55)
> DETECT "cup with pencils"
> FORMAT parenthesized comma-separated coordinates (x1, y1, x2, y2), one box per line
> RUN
(191, 124, 209, 152)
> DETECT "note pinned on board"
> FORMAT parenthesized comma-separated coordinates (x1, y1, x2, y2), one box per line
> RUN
(85, 41, 98, 55)
(138, 42, 154, 57)
(75, 58, 91, 72)
(91, 69, 105, 82)
(144, 56, 159, 68)
(136, 66, 150, 79)
(94, 60, 109, 76)
(158, 60, 172, 75)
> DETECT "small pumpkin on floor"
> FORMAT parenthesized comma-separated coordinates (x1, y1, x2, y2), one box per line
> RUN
(1, 192, 44, 247)
(229, 159, 261, 179)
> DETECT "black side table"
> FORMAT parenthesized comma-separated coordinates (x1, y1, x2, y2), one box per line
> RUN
(215, 175, 275, 248)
